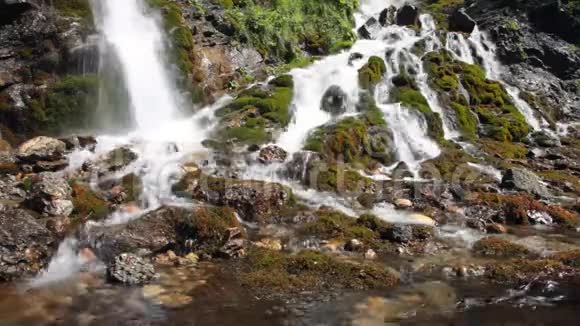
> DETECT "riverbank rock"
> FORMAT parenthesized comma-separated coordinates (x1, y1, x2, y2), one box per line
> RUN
(17, 136, 68, 172)
(394, 198, 413, 209)
(320, 85, 348, 116)
(0, 206, 56, 281)
(357, 17, 380, 40)
(83, 206, 241, 263)
(258, 145, 288, 164)
(501, 168, 551, 198)
(25, 172, 73, 217)
(107, 253, 157, 285)
(0, 175, 26, 202)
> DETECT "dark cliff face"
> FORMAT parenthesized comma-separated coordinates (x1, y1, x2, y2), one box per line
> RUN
(464, 0, 580, 123)
(0, 0, 99, 142)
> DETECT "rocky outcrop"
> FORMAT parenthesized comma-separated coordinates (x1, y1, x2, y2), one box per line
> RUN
(16, 136, 68, 172)
(0, 1, 98, 138)
(0, 206, 56, 281)
(24, 172, 74, 217)
(82, 147, 138, 177)
(501, 168, 551, 198)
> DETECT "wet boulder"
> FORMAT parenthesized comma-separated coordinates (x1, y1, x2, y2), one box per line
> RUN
(24, 172, 73, 217)
(379, 6, 397, 26)
(283, 151, 323, 182)
(357, 17, 381, 39)
(191, 175, 293, 223)
(320, 85, 348, 116)
(381, 224, 434, 244)
(82, 146, 138, 176)
(258, 145, 288, 164)
(530, 130, 561, 148)
(59, 135, 97, 152)
(17, 136, 68, 172)
(396, 5, 421, 28)
(107, 253, 157, 285)
(501, 168, 551, 198)
(0, 206, 56, 281)
(449, 8, 476, 34)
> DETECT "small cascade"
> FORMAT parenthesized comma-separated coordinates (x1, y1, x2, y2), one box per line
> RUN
(379, 102, 441, 173)
(445, 26, 547, 132)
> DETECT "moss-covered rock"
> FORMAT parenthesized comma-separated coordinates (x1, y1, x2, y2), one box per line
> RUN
(212, 75, 294, 145)
(239, 247, 399, 292)
(419, 0, 465, 30)
(473, 237, 531, 258)
(552, 250, 580, 267)
(25, 75, 99, 135)
(423, 50, 530, 142)
(180, 205, 241, 255)
(52, 0, 93, 20)
(358, 56, 387, 90)
(471, 192, 580, 227)
(304, 92, 393, 171)
(70, 181, 110, 220)
(221, 0, 358, 63)
(420, 142, 480, 181)
(302, 210, 434, 254)
(484, 259, 569, 283)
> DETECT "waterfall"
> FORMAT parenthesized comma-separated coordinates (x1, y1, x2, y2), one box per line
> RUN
(91, 0, 183, 131)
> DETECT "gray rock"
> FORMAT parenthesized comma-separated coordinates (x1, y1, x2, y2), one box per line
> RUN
(258, 145, 288, 164)
(107, 253, 157, 285)
(531, 131, 561, 148)
(25, 172, 73, 217)
(16, 136, 68, 171)
(501, 168, 551, 198)
(321, 85, 348, 116)
(0, 175, 26, 201)
(345, 239, 364, 252)
(0, 206, 56, 281)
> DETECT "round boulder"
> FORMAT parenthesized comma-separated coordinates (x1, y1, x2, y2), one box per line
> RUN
(108, 253, 157, 285)
(449, 8, 476, 34)
(321, 85, 348, 116)
(396, 5, 421, 27)
(258, 145, 288, 164)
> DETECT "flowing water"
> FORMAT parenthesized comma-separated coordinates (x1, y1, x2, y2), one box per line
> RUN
(6, 0, 579, 324)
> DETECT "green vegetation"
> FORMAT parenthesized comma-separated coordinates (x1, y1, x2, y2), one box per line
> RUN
(27, 75, 99, 135)
(424, 50, 529, 141)
(485, 259, 567, 283)
(221, 0, 358, 63)
(147, 0, 195, 83)
(420, 142, 480, 181)
(240, 247, 398, 292)
(358, 56, 387, 90)
(552, 250, 580, 267)
(313, 164, 375, 193)
(213, 75, 294, 144)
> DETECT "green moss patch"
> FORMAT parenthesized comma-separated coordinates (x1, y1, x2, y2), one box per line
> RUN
(239, 247, 398, 292)
(53, 0, 93, 20)
(419, 0, 465, 30)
